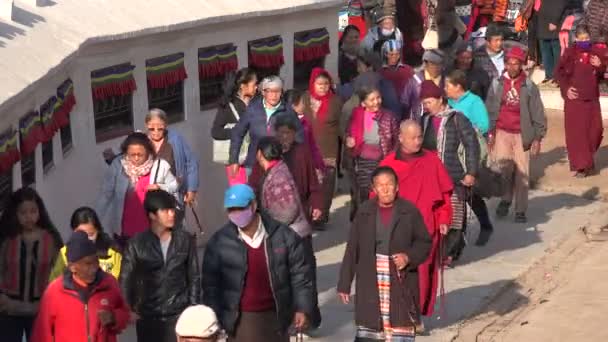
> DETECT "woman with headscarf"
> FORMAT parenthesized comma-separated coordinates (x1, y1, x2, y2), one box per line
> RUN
(96, 132, 179, 247)
(339, 25, 362, 85)
(379, 39, 414, 119)
(302, 68, 343, 225)
(346, 86, 400, 218)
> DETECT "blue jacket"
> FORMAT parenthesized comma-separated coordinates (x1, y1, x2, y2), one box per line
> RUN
(229, 97, 293, 167)
(167, 129, 199, 194)
(447, 91, 490, 134)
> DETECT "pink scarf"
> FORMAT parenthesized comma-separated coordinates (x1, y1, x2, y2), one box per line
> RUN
(121, 156, 154, 185)
(364, 110, 376, 132)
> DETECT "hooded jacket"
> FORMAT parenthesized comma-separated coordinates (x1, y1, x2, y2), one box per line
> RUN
(32, 270, 130, 342)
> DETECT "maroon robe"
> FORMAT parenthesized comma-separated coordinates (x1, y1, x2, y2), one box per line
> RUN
(379, 149, 453, 316)
(556, 45, 606, 172)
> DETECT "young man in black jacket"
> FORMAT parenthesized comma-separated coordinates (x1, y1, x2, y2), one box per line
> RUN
(202, 184, 313, 342)
(120, 189, 200, 342)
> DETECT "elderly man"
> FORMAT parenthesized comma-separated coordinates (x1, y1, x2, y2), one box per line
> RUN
(379, 39, 414, 119)
(486, 47, 547, 223)
(400, 49, 447, 120)
(450, 41, 491, 100)
(175, 305, 220, 342)
(379, 120, 453, 319)
(338, 166, 432, 341)
(361, 7, 404, 56)
(474, 23, 505, 80)
(202, 184, 313, 342)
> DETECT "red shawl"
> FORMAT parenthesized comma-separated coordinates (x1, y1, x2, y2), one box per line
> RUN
(308, 67, 335, 123)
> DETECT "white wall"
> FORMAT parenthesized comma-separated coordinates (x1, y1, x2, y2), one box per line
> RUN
(4, 6, 340, 240)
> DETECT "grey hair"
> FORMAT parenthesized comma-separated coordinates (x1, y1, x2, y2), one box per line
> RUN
(145, 108, 168, 124)
(260, 75, 284, 91)
(399, 119, 421, 132)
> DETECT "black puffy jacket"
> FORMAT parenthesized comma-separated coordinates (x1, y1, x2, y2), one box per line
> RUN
(202, 212, 313, 335)
(119, 229, 200, 320)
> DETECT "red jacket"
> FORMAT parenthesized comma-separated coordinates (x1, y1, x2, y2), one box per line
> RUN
(32, 270, 130, 342)
(347, 106, 399, 159)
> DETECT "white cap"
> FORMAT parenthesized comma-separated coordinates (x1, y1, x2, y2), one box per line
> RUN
(175, 305, 219, 338)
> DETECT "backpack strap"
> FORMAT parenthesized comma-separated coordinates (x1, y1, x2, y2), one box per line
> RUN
(228, 102, 240, 121)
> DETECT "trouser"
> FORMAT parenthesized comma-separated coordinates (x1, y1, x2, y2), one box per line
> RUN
(540, 39, 560, 79)
(318, 161, 336, 224)
(302, 236, 322, 329)
(471, 192, 493, 231)
(0, 315, 34, 342)
(228, 311, 289, 342)
(493, 130, 530, 214)
(527, 13, 541, 64)
(136, 316, 178, 342)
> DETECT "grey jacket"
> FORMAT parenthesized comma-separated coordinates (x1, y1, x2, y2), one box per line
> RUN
(486, 76, 547, 151)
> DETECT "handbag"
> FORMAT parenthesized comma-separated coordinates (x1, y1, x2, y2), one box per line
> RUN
(212, 103, 249, 164)
(422, 0, 439, 50)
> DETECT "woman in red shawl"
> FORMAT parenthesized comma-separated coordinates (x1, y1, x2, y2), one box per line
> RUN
(303, 68, 343, 225)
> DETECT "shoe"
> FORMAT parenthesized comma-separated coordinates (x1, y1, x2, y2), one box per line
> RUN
(496, 201, 511, 218)
(475, 228, 493, 246)
(514, 212, 527, 223)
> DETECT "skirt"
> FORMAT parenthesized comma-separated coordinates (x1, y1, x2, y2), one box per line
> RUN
(355, 254, 416, 342)
(354, 158, 380, 205)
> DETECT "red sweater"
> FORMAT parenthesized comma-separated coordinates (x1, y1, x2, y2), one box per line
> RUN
(31, 272, 130, 342)
(240, 243, 275, 312)
(497, 73, 526, 133)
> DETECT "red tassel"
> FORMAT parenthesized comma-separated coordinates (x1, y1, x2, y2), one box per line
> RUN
(198, 59, 238, 79)
(249, 53, 285, 69)
(147, 67, 188, 89)
(20, 125, 44, 156)
(294, 43, 330, 63)
(53, 94, 76, 129)
(92, 79, 137, 100)
(0, 148, 20, 174)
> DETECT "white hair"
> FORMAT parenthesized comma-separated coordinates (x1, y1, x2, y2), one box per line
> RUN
(260, 75, 283, 91)
(146, 108, 168, 124)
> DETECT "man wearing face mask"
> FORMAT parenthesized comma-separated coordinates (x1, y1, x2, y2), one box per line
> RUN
(361, 8, 404, 57)
(202, 184, 313, 342)
(555, 24, 606, 178)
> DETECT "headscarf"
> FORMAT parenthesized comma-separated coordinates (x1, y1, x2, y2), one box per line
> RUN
(381, 39, 403, 66)
(308, 67, 335, 123)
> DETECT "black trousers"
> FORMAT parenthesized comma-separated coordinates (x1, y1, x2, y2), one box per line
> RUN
(0, 315, 34, 342)
(470, 192, 493, 231)
(136, 317, 178, 342)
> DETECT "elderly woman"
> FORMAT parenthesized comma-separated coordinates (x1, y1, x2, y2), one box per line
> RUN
(96, 132, 178, 245)
(379, 39, 414, 119)
(449, 42, 491, 100)
(253, 137, 321, 328)
(228, 75, 291, 178)
(346, 86, 399, 217)
(338, 166, 432, 342)
(419, 80, 481, 262)
(303, 68, 343, 224)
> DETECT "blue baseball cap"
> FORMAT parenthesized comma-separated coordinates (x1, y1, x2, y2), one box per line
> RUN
(224, 184, 255, 209)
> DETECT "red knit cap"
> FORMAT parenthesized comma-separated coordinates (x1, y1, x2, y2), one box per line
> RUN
(419, 80, 443, 99)
(505, 46, 527, 63)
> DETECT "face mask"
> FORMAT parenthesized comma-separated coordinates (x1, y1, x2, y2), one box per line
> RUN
(228, 206, 255, 228)
(576, 41, 592, 51)
(381, 28, 395, 36)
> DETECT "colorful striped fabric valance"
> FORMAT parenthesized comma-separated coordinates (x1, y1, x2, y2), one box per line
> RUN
(40, 96, 57, 143)
(54, 78, 76, 129)
(91, 63, 137, 100)
(295, 28, 330, 63)
(198, 44, 238, 79)
(249, 37, 284, 69)
(146, 52, 188, 89)
(0, 128, 20, 174)
(19, 110, 44, 156)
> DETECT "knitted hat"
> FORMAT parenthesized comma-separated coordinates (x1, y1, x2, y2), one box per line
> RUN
(175, 305, 219, 338)
(374, 7, 395, 23)
(505, 46, 527, 63)
(422, 49, 445, 65)
(66, 231, 97, 263)
(382, 39, 402, 54)
(419, 80, 443, 100)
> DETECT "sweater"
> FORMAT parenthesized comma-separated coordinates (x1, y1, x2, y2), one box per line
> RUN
(240, 243, 275, 312)
(497, 73, 526, 132)
(447, 91, 490, 133)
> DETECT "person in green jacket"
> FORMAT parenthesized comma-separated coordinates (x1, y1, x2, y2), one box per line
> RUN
(49, 207, 122, 281)
(445, 69, 490, 134)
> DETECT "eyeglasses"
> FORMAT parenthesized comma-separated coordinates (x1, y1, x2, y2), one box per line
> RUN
(147, 127, 165, 132)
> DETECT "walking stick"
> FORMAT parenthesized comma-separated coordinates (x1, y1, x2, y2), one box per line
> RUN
(190, 206, 205, 235)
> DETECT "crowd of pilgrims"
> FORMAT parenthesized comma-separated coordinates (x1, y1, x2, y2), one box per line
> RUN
(1, 3, 606, 342)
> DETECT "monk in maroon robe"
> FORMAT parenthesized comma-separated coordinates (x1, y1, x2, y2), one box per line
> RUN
(379, 120, 453, 316)
(555, 26, 606, 177)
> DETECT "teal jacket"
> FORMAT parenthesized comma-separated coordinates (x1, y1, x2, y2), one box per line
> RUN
(448, 91, 490, 134)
